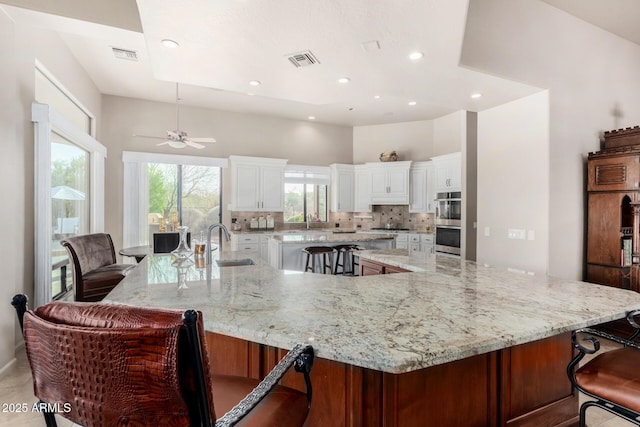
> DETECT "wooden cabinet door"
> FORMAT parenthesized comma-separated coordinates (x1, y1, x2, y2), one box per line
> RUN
(587, 192, 625, 266)
(588, 155, 640, 192)
(360, 259, 384, 276)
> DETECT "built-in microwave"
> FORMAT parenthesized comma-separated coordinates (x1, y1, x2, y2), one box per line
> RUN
(435, 191, 461, 227)
(435, 225, 461, 256)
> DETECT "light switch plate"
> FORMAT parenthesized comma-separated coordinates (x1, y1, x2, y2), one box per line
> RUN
(508, 229, 526, 239)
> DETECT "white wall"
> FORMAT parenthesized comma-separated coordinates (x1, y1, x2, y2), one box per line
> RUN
(353, 120, 434, 163)
(433, 111, 465, 156)
(100, 95, 353, 253)
(477, 91, 550, 274)
(462, 0, 640, 280)
(0, 10, 102, 372)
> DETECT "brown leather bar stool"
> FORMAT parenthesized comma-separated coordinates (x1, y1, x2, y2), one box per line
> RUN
(303, 246, 335, 274)
(333, 244, 362, 275)
(568, 310, 640, 426)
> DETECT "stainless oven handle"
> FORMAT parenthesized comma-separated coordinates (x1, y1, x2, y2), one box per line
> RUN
(435, 225, 461, 229)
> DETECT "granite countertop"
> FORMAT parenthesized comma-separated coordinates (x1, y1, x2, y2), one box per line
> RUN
(272, 233, 395, 244)
(231, 229, 434, 235)
(104, 250, 640, 374)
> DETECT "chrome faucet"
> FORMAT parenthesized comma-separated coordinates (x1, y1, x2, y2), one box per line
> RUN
(206, 223, 231, 265)
(306, 213, 311, 230)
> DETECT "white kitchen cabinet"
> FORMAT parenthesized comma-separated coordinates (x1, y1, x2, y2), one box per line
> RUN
(330, 164, 354, 212)
(409, 161, 435, 213)
(229, 156, 287, 211)
(432, 152, 461, 192)
(354, 165, 372, 212)
(420, 234, 434, 253)
(231, 233, 271, 261)
(367, 161, 411, 204)
(395, 233, 408, 250)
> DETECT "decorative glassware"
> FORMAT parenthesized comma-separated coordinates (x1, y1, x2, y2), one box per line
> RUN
(172, 257, 194, 289)
(171, 225, 193, 259)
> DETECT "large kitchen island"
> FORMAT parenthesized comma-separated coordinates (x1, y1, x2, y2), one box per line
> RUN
(105, 249, 640, 426)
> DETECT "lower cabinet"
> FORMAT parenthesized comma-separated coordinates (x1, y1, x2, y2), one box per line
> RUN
(231, 234, 272, 262)
(360, 259, 410, 276)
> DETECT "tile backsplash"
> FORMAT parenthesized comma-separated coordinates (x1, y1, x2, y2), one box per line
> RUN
(230, 206, 434, 232)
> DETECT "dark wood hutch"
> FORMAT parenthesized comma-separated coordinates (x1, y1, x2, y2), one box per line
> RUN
(587, 126, 640, 292)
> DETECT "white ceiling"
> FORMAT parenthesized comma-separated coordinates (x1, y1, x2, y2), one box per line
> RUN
(2, 0, 637, 126)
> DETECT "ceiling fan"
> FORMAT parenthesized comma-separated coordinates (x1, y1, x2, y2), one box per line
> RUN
(134, 83, 216, 149)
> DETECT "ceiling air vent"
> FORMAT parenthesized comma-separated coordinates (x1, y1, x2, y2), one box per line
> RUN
(286, 50, 320, 68)
(112, 47, 138, 61)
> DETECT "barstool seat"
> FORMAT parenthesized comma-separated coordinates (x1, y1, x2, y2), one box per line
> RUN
(302, 246, 335, 274)
(333, 244, 363, 275)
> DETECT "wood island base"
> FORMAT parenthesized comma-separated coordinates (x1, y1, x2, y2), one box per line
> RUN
(206, 331, 578, 427)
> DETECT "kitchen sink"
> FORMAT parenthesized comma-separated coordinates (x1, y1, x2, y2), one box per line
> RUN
(216, 258, 255, 267)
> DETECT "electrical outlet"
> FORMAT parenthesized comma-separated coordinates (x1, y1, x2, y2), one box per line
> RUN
(508, 229, 526, 240)
(484, 226, 490, 237)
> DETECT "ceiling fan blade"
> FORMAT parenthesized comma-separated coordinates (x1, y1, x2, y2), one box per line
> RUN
(156, 140, 172, 146)
(134, 134, 167, 140)
(185, 140, 205, 149)
(187, 137, 216, 143)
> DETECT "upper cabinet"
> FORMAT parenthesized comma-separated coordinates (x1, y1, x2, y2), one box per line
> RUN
(409, 161, 435, 213)
(354, 165, 372, 212)
(367, 161, 411, 205)
(229, 156, 288, 211)
(432, 152, 461, 192)
(330, 164, 354, 212)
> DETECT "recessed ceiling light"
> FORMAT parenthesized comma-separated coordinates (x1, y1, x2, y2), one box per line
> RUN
(374, 95, 381, 99)
(249, 80, 261, 86)
(408, 101, 417, 106)
(471, 93, 483, 99)
(408, 51, 423, 61)
(338, 77, 351, 84)
(161, 39, 179, 48)
(308, 116, 316, 120)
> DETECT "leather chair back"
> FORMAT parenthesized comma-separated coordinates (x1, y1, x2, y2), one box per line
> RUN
(62, 233, 116, 275)
(23, 301, 216, 426)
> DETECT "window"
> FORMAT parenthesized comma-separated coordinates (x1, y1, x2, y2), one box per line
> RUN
(122, 152, 228, 251)
(284, 166, 330, 223)
(147, 163, 221, 243)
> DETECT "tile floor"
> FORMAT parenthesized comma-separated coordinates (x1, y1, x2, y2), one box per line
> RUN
(0, 343, 636, 426)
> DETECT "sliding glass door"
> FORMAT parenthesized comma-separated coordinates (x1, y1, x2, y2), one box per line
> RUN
(51, 132, 89, 298)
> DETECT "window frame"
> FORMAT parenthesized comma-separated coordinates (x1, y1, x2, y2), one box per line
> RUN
(283, 165, 330, 223)
(33, 103, 106, 308)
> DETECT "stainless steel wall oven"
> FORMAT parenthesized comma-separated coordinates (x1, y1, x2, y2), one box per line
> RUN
(435, 191, 461, 227)
(435, 225, 461, 256)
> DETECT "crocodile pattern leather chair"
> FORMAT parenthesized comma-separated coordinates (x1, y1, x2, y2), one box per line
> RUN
(567, 310, 640, 426)
(61, 233, 134, 302)
(11, 294, 314, 427)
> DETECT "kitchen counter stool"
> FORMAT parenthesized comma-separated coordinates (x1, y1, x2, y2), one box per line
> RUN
(333, 244, 362, 275)
(303, 246, 335, 274)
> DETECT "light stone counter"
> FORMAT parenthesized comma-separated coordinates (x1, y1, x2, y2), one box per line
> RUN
(104, 249, 640, 374)
(272, 232, 395, 244)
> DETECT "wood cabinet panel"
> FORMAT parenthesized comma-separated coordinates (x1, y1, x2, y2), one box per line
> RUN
(205, 331, 577, 426)
(500, 332, 577, 426)
(360, 259, 410, 276)
(588, 155, 640, 192)
(586, 264, 623, 288)
(587, 192, 625, 266)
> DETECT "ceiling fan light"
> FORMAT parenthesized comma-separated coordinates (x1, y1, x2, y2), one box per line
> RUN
(167, 139, 186, 149)
(161, 39, 179, 48)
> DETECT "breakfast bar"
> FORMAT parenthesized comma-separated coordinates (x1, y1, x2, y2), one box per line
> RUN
(104, 249, 640, 426)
